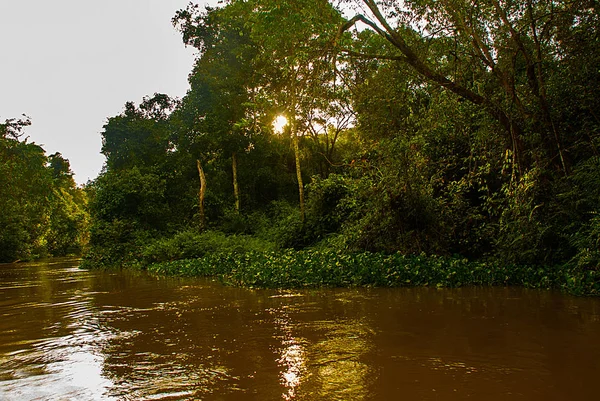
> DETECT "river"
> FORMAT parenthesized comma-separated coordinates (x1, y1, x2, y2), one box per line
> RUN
(0, 258, 599, 400)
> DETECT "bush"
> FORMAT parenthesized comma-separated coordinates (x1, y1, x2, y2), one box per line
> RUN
(140, 229, 276, 265)
(253, 200, 305, 249)
(81, 219, 152, 268)
(566, 157, 600, 271)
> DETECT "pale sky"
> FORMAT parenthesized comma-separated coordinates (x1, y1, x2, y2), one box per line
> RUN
(0, 0, 219, 185)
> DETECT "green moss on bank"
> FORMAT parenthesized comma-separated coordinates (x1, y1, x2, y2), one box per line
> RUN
(146, 250, 599, 296)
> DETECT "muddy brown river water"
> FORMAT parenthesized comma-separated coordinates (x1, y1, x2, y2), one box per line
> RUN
(0, 258, 599, 400)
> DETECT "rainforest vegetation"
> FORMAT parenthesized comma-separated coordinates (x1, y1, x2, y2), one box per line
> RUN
(70, 0, 600, 294)
(0, 116, 88, 262)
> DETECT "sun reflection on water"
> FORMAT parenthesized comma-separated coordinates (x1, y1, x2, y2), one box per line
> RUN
(269, 294, 378, 400)
(279, 338, 306, 400)
(271, 310, 308, 400)
(0, 293, 116, 400)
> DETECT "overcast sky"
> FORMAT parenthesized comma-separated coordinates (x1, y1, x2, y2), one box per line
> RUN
(1, 0, 219, 184)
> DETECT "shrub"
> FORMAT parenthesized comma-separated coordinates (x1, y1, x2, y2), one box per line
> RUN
(140, 229, 276, 265)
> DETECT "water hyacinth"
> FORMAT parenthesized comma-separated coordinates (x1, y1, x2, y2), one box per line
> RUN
(146, 250, 600, 296)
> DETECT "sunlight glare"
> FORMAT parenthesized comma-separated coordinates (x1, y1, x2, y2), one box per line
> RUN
(273, 115, 288, 134)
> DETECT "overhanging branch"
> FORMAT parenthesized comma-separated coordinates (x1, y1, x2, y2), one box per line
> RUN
(340, 48, 407, 63)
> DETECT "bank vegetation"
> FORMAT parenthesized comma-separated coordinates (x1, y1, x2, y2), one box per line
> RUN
(75, 0, 599, 295)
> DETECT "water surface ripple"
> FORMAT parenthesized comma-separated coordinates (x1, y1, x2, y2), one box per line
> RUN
(1, 258, 599, 400)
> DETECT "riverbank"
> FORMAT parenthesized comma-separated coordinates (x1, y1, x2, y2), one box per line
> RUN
(145, 250, 599, 296)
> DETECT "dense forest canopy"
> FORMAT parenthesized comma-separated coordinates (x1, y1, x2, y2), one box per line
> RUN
(82, 0, 599, 286)
(0, 117, 89, 262)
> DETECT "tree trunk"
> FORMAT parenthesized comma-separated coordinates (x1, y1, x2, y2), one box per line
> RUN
(289, 72, 305, 222)
(196, 159, 207, 229)
(232, 151, 240, 213)
(292, 119, 305, 222)
(339, 3, 537, 175)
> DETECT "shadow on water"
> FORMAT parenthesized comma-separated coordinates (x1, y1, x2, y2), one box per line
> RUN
(1, 258, 599, 400)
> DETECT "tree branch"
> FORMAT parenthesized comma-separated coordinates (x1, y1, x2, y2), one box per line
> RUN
(339, 48, 407, 62)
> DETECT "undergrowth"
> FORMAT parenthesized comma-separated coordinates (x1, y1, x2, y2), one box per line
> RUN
(146, 250, 599, 296)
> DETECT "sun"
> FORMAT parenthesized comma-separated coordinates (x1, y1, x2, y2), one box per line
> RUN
(273, 115, 288, 134)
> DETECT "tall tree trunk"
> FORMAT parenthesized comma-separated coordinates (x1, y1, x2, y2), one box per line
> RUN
(292, 118, 305, 222)
(290, 73, 305, 222)
(232, 151, 240, 213)
(196, 159, 207, 229)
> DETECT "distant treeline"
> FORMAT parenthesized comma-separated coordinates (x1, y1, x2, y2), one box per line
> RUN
(0, 116, 88, 262)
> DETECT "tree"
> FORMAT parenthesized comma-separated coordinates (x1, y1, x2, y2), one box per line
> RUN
(46, 153, 89, 256)
(101, 94, 175, 172)
(0, 117, 88, 261)
(337, 0, 599, 176)
(234, 0, 345, 220)
(174, 3, 260, 219)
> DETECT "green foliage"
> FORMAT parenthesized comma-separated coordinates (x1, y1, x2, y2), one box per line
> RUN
(570, 214, 600, 271)
(83, 0, 600, 296)
(81, 219, 147, 268)
(83, 166, 180, 268)
(147, 250, 599, 296)
(101, 94, 175, 172)
(0, 140, 51, 261)
(89, 168, 170, 230)
(45, 187, 89, 256)
(304, 174, 353, 236)
(564, 157, 600, 271)
(140, 229, 276, 265)
(0, 118, 88, 262)
(252, 200, 305, 248)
